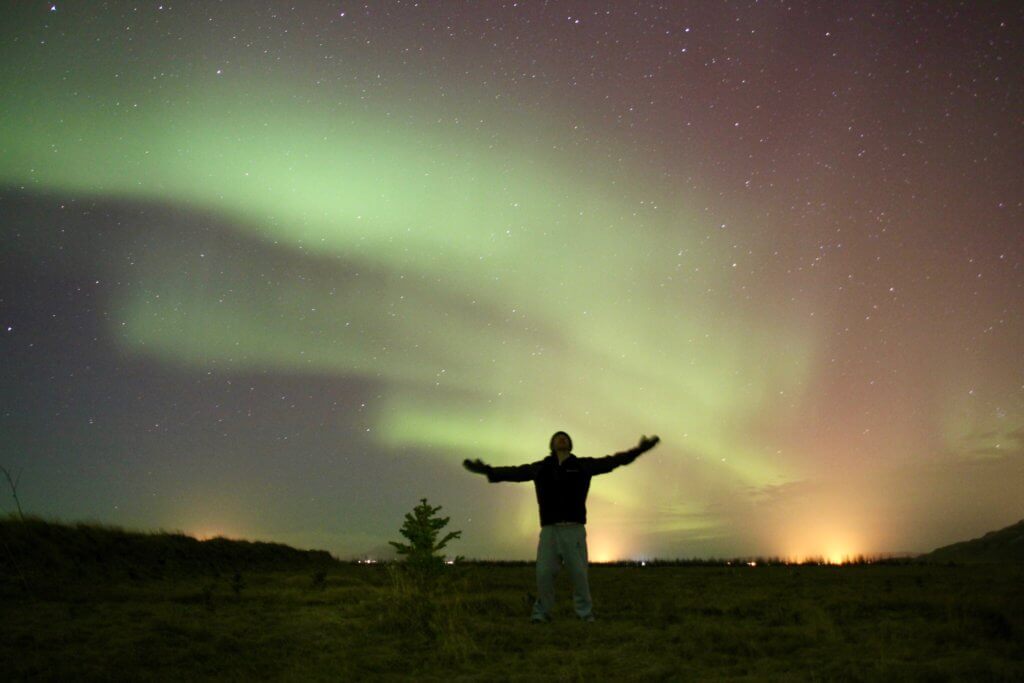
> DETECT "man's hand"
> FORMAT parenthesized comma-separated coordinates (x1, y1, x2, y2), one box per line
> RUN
(637, 435, 660, 453)
(463, 458, 492, 475)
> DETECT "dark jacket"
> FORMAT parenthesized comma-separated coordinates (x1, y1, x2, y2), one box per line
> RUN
(486, 447, 644, 527)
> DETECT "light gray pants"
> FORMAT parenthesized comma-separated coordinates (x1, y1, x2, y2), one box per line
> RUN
(531, 523, 593, 620)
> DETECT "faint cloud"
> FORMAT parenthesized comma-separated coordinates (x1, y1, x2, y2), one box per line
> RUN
(962, 423, 1024, 461)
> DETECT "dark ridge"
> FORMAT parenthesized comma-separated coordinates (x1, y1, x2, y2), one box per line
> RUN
(0, 515, 339, 588)
(919, 519, 1024, 564)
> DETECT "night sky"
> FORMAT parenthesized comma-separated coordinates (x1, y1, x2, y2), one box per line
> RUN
(1, 2, 1021, 562)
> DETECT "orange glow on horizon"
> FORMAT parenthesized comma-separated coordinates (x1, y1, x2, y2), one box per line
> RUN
(780, 546, 862, 565)
(827, 551, 851, 565)
(777, 515, 868, 565)
(586, 533, 623, 563)
(190, 526, 238, 541)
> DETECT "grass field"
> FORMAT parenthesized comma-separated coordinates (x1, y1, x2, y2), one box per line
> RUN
(4, 558, 1023, 681)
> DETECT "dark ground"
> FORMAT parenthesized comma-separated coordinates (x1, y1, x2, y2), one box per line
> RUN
(4, 559, 1023, 681)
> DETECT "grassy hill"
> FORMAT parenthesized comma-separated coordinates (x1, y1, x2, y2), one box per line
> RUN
(0, 515, 337, 589)
(920, 519, 1024, 564)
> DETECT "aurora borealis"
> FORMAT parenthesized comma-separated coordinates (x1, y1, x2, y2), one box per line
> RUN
(1, 2, 1021, 562)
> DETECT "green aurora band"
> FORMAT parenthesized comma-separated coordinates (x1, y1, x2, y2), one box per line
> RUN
(2, 71, 816, 545)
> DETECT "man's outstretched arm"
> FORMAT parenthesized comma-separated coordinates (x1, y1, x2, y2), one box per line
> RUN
(463, 458, 538, 483)
(583, 435, 660, 476)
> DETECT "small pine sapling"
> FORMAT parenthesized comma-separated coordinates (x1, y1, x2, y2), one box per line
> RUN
(388, 498, 463, 591)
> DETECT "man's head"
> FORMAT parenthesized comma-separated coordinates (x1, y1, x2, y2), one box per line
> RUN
(549, 431, 573, 454)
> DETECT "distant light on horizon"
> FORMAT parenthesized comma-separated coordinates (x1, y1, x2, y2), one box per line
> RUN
(586, 534, 621, 564)
(190, 526, 236, 542)
(827, 552, 850, 565)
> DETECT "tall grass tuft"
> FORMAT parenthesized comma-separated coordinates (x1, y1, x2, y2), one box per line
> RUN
(378, 562, 478, 666)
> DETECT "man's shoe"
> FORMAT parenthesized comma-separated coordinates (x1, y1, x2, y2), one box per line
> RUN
(531, 615, 551, 623)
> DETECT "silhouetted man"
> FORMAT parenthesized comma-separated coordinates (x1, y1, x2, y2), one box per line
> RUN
(463, 431, 660, 622)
